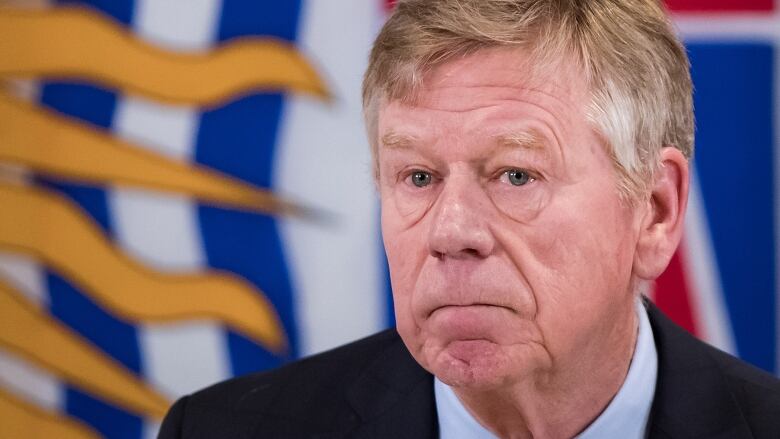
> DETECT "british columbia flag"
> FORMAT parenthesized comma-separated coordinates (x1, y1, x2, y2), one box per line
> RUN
(0, 0, 776, 438)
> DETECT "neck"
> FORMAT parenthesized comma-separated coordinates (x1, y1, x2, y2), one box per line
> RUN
(452, 302, 639, 439)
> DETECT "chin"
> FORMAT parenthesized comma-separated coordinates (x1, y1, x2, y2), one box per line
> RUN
(424, 340, 523, 390)
(432, 358, 512, 390)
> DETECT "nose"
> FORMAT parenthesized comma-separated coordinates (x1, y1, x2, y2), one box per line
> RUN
(427, 175, 495, 260)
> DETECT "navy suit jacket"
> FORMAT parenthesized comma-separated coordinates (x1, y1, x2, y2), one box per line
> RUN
(158, 303, 780, 438)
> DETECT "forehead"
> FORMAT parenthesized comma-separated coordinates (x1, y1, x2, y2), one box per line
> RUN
(376, 47, 589, 150)
(421, 47, 583, 102)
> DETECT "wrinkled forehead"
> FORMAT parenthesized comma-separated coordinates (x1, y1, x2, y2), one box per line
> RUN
(383, 46, 586, 108)
(376, 48, 589, 138)
(427, 47, 582, 96)
(370, 47, 588, 135)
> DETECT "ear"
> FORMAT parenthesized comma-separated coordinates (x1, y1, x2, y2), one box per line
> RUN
(633, 147, 690, 280)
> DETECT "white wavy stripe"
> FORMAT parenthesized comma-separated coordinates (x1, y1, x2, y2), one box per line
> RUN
(108, 3, 229, 438)
(0, 251, 47, 307)
(0, 348, 62, 412)
(683, 169, 737, 355)
(276, 0, 387, 356)
(673, 12, 780, 42)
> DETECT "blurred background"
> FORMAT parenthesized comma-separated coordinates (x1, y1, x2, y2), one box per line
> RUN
(0, 0, 777, 437)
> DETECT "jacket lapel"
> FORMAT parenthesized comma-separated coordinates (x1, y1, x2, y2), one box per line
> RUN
(645, 302, 754, 439)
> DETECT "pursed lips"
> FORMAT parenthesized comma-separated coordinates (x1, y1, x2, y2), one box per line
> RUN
(422, 303, 528, 344)
(426, 303, 516, 318)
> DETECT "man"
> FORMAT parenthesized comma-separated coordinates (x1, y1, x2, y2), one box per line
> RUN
(159, 0, 780, 438)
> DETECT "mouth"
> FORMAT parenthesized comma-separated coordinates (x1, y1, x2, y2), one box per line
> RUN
(427, 303, 515, 318)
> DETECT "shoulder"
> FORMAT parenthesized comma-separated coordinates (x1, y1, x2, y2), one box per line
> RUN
(191, 328, 402, 410)
(158, 329, 406, 438)
(703, 338, 780, 433)
(646, 302, 780, 438)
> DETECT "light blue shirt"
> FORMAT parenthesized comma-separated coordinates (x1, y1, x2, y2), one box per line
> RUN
(435, 301, 658, 438)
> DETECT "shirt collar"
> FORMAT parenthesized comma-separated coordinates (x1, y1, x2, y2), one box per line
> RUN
(434, 300, 658, 439)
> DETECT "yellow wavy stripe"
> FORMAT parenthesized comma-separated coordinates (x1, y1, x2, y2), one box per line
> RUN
(0, 92, 312, 218)
(0, 388, 99, 439)
(0, 7, 329, 105)
(0, 183, 287, 352)
(0, 280, 169, 418)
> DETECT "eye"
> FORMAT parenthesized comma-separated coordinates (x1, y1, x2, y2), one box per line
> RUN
(408, 170, 433, 188)
(503, 169, 534, 186)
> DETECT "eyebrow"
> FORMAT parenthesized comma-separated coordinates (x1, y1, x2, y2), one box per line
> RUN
(380, 128, 551, 155)
(380, 131, 420, 150)
(493, 129, 549, 153)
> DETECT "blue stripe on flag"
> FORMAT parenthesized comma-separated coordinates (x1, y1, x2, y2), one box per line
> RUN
(65, 387, 143, 439)
(217, 0, 301, 42)
(40, 82, 118, 136)
(46, 272, 143, 374)
(38, 1, 143, 436)
(383, 251, 396, 327)
(195, 0, 303, 375)
(688, 42, 776, 373)
(58, 0, 133, 24)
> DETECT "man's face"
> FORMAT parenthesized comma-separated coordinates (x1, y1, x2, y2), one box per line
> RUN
(377, 48, 643, 390)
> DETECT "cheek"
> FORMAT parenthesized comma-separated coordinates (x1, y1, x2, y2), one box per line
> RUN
(513, 191, 637, 309)
(390, 187, 436, 224)
(509, 201, 636, 358)
(487, 181, 549, 224)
